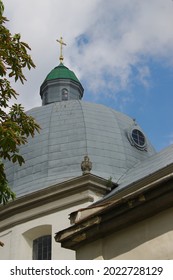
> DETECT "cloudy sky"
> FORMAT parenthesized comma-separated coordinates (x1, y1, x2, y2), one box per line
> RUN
(2, 0, 173, 151)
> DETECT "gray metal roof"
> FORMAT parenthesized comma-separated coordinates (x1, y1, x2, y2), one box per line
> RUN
(104, 143, 173, 200)
(4, 100, 156, 197)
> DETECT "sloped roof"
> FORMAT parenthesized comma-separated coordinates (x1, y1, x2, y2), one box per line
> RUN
(104, 144, 173, 201)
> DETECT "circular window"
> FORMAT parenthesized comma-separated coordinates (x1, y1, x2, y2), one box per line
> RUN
(131, 129, 146, 149)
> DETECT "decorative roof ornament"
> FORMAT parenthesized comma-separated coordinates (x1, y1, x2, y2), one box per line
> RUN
(81, 155, 92, 175)
(56, 36, 67, 64)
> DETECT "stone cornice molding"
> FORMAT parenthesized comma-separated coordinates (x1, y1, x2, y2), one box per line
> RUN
(0, 174, 112, 232)
(55, 173, 173, 250)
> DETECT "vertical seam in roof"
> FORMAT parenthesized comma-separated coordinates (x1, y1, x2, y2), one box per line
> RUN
(78, 100, 88, 156)
(47, 103, 56, 181)
(109, 108, 130, 183)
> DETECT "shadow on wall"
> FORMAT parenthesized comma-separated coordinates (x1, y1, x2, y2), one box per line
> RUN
(102, 207, 173, 259)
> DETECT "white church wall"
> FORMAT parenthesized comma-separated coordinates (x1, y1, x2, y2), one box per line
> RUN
(0, 230, 12, 259)
(0, 200, 90, 260)
(0, 174, 110, 260)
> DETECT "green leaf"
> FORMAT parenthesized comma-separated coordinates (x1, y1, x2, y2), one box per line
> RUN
(0, 2, 40, 204)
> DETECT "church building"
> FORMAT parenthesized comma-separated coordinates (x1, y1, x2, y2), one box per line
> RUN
(1, 38, 173, 260)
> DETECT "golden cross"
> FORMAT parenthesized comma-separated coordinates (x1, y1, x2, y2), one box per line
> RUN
(56, 37, 67, 63)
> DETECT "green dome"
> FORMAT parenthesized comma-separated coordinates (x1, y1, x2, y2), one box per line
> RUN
(45, 63, 80, 84)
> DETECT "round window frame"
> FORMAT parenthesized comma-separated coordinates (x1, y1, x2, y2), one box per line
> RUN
(128, 128, 147, 151)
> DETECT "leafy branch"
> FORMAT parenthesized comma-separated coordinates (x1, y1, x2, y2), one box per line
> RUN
(0, 1, 40, 204)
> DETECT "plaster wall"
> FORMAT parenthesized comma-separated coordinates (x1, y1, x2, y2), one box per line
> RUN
(0, 190, 97, 260)
(76, 207, 173, 260)
(0, 207, 76, 260)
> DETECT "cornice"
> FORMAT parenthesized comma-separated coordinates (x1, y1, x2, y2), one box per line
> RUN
(55, 175, 173, 250)
(0, 174, 111, 232)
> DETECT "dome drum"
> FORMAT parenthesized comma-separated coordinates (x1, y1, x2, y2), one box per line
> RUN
(40, 63, 84, 105)
(40, 78, 83, 105)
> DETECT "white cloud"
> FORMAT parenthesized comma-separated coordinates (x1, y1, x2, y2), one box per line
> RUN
(71, 0, 173, 94)
(2, 0, 173, 109)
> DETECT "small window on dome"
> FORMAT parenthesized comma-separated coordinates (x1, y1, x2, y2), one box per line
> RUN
(62, 88, 68, 101)
(127, 127, 147, 151)
(132, 129, 145, 147)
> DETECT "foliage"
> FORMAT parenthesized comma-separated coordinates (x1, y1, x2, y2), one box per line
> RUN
(0, 1, 40, 204)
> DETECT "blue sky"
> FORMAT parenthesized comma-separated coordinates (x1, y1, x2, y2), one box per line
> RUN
(2, 0, 173, 151)
(82, 59, 173, 152)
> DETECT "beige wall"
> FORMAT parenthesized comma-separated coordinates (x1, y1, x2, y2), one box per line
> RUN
(0, 207, 76, 260)
(77, 207, 173, 260)
(0, 176, 107, 260)
(0, 190, 97, 260)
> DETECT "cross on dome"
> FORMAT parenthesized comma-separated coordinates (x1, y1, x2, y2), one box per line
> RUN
(56, 37, 67, 63)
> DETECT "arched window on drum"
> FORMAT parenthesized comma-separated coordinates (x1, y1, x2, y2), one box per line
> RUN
(62, 88, 68, 101)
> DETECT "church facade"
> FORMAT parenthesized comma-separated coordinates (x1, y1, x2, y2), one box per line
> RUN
(1, 40, 173, 259)
(56, 145, 173, 259)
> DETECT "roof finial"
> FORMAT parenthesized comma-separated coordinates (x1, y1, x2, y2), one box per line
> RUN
(56, 37, 67, 64)
(81, 155, 92, 175)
